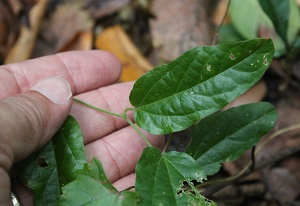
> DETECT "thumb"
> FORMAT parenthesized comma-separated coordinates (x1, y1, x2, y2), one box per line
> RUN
(0, 76, 72, 171)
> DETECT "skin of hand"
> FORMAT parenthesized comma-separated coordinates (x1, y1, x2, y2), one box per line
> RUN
(0, 50, 164, 205)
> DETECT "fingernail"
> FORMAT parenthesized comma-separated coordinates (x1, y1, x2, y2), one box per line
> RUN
(31, 76, 72, 104)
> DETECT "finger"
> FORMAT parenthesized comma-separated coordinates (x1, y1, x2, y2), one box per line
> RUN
(112, 173, 136, 191)
(0, 50, 121, 99)
(0, 77, 72, 205)
(84, 126, 164, 183)
(0, 77, 72, 170)
(70, 82, 135, 144)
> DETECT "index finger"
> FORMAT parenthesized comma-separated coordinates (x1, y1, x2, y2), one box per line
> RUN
(0, 50, 121, 99)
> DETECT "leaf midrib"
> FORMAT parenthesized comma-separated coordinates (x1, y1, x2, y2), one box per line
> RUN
(194, 107, 273, 164)
(137, 42, 269, 110)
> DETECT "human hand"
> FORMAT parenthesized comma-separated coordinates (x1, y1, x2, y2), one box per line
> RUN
(0, 51, 164, 205)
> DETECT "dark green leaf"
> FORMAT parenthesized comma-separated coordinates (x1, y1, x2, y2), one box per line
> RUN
(130, 39, 274, 135)
(58, 159, 139, 206)
(199, 163, 222, 177)
(18, 141, 61, 205)
(186, 102, 278, 175)
(18, 116, 87, 205)
(258, 0, 290, 45)
(53, 115, 87, 186)
(135, 147, 215, 206)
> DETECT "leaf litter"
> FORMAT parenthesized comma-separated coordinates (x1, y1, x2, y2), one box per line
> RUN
(3, 0, 300, 205)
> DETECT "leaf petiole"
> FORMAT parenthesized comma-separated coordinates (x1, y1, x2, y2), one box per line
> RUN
(73, 98, 152, 147)
(73, 98, 125, 119)
(124, 112, 152, 147)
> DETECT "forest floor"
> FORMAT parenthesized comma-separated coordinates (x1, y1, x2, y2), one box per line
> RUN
(1, 0, 300, 205)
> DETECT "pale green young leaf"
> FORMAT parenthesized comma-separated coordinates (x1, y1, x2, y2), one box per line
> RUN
(230, 0, 272, 40)
(130, 39, 274, 135)
(258, 0, 290, 45)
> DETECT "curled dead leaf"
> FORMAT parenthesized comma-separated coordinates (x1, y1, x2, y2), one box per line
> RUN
(96, 25, 153, 82)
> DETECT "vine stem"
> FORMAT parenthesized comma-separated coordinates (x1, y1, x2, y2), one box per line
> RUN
(124, 113, 152, 147)
(73, 98, 124, 118)
(73, 98, 153, 147)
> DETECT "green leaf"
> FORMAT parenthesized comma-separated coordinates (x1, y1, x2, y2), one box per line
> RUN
(229, 0, 286, 55)
(287, 0, 300, 46)
(218, 24, 244, 43)
(230, 0, 272, 40)
(53, 115, 87, 186)
(81, 158, 117, 192)
(58, 159, 139, 206)
(135, 147, 216, 206)
(130, 39, 274, 135)
(18, 116, 87, 205)
(258, 0, 290, 45)
(186, 102, 278, 175)
(18, 141, 61, 205)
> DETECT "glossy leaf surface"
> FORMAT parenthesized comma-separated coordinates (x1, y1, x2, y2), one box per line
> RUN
(130, 39, 274, 134)
(135, 147, 216, 206)
(186, 102, 278, 175)
(18, 116, 87, 205)
(53, 115, 86, 186)
(58, 159, 139, 206)
(258, 0, 289, 44)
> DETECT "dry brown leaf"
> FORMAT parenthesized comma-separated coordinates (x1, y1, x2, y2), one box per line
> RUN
(275, 90, 300, 129)
(32, 2, 93, 57)
(96, 25, 153, 82)
(0, 1, 19, 62)
(57, 31, 92, 52)
(212, 0, 230, 26)
(84, 0, 130, 19)
(280, 157, 300, 184)
(150, 0, 214, 62)
(263, 168, 300, 204)
(5, 0, 47, 64)
(8, 0, 22, 15)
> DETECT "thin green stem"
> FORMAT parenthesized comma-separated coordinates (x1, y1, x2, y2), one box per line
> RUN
(74, 98, 152, 147)
(124, 114, 152, 147)
(73, 98, 125, 118)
